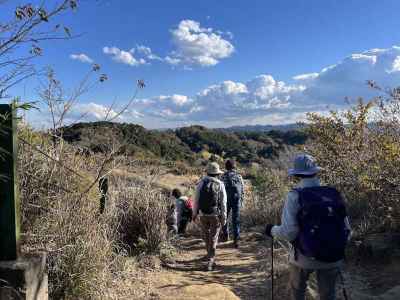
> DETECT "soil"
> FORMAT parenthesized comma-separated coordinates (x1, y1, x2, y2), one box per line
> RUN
(148, 228, 400, 300)
(120, 169, 400, 299)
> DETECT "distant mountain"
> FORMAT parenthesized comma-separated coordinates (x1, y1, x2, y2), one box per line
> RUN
(220, 123, 305, 132)
(61, 122, 308, 165)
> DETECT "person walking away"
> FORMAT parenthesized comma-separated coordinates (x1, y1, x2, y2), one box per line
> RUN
(221, 159, 245, 248)
(193, 162, 227, 271)
(265, 154, 351, 300)
(172, 188, 193, 235)
(165, 201, 178, 235)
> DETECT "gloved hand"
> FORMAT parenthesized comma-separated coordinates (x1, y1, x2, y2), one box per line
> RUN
(265, 224, 274, 238)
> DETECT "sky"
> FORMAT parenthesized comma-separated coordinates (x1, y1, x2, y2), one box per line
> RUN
(2, 0, 400, 128)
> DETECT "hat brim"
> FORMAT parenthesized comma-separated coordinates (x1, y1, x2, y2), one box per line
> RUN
(288, 166, 322, 176)
(207, 170, 224, 175)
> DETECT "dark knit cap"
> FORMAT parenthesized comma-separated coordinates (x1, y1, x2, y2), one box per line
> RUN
(171, 188, 182, 198)
(225, 159, 236, 170)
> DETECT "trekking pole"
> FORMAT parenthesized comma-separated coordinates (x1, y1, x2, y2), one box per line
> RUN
(271, 237, 274, 300)
(339, 270, 349, 300)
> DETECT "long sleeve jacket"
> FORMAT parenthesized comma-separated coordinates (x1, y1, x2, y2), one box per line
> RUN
(271, 177, 352, 269)
(193, 176, 227, 223)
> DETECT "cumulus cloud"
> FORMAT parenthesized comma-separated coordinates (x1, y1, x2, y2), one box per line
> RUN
(127, 45, 400, 128)
(293, 73, 319, 82)
(70, 53, 93, 64)
(133, 94, 194, 119)
(71, 102, 121, 120)
(131, 75, 302, 124)
(136, 45, 163, 61)
(299, 46, 400, 106)
(26, 102, 126, 129)
(101, 20, 234, 69)
(166, 19, 235, 67)
(103, 46, 146, 66)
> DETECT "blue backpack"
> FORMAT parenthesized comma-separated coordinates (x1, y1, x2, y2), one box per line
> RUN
(294, 186, 349, 263)
(223, 171, 243, 203)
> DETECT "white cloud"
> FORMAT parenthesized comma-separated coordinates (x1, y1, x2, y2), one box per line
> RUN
(131, 75, 302, 123)
(299, 46, 400, 106)
(390, 56, 400, 73)
(164, 56, 181, 66)
(70, 53, 93, 64)
(73, 102, 120, 120)
(103, 46, 146, 66)
(101, 20, 234, 69)
(293, 73, 319, 81)
(166, 19, 235, 67)
(132, 94, 194, 119)
(136, 45, 163, 61)
(136, 45, 151, 56)
(126, 45, 400, 128)
(26, 102, 124, 129)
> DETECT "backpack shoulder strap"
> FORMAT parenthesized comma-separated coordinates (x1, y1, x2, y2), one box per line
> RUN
(291, 187, 305, 207)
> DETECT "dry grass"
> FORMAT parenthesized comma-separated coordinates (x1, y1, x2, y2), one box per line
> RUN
(241, 168, 290, 228)
(18, 126, 170, 299)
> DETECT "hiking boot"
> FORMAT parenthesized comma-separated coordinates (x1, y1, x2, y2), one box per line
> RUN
(233, 239, 239, 249)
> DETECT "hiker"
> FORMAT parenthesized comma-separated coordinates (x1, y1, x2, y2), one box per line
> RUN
(221, 159, 245, 248)
(171, 188, 193, 235)
(193, 161, 227, 271)
(166, 201, 178, 235)
(265, 154, 351, 300)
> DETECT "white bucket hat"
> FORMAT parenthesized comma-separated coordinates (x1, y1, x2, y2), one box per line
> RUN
(206, 162, 223, 175)
(288, 154, 322, 176)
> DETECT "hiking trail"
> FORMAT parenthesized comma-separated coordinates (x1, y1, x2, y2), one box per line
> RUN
(154, 230, 275, 300)
(146, 228, 400, 300)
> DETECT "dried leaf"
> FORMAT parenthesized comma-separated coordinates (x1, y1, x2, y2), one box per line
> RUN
(64, 26, 71, 37)
(137, 79, 146, 88)
(92, 64, 101, 72)
(38, 8, 49, 22)
(99, 74, 108, 82)
(70, 0, 78, 10)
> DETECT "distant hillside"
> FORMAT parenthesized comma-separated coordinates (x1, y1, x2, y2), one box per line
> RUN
(61, 122, 308, 165)
(221, 123, 304, 132)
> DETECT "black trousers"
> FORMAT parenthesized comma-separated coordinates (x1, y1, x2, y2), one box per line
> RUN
(178, 219, 190, 234)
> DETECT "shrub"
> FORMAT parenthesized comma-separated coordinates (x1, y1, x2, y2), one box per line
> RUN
(18, 125, 164, 299)
(306, 95, 400, 234)
(242, 167, 290, 227)
(111, 176, 168, 255)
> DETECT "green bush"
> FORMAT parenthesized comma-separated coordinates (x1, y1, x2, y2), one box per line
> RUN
(242, 167, 290, 227)
(306, 96, 400, 235)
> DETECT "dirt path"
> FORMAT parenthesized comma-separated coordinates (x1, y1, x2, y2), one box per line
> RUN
(152, 230, 289, 300)
(149, 228, 400, 300)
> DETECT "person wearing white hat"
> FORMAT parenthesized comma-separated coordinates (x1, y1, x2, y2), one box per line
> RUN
(193, 161, 227, 271)
(265, 153, 351, 300)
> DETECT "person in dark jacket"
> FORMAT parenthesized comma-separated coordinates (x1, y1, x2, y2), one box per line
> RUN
(221, 159, 245, 248)
(265, 154, 352, 300)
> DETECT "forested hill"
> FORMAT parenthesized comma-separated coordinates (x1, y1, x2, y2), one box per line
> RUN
(61, 122, 308, 165)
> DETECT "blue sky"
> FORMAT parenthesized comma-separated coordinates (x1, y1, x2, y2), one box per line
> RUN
(2, 0, 400, 128)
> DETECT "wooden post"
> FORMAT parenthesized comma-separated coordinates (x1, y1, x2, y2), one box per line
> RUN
(0, 104, 20, 260)
(99, 177, 108, 214)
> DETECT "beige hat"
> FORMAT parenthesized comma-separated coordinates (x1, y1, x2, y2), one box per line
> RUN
(206, 162, 223, 175)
